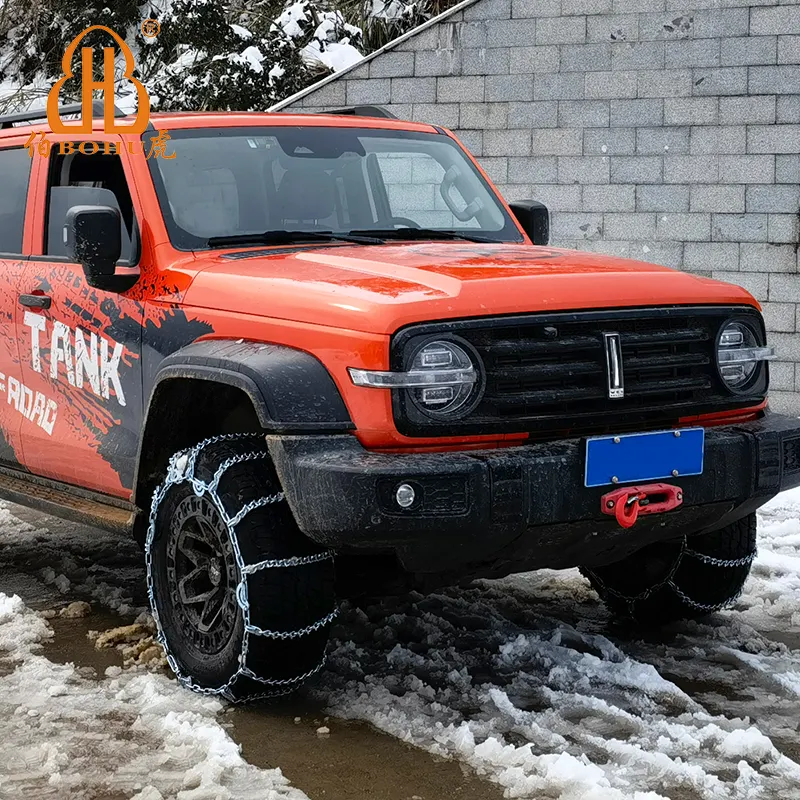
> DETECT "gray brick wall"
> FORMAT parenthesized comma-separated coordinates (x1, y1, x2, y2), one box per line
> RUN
(279, 0, 800, 413)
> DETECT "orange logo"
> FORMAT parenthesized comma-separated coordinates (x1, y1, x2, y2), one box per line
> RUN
(46, 25, 149, 135)
(141, 18, 161, 39)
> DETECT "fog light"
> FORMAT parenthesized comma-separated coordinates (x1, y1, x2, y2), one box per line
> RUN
(395, 483, 416, 509)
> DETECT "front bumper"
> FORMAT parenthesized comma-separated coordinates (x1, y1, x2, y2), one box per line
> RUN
(267, 412, 800, 578)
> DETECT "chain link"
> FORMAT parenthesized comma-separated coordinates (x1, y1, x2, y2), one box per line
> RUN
(587, 536, 755, 618)
(145, 432, 337, 702)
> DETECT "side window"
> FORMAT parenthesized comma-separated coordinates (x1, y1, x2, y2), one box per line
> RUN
(44, 149, 137, 263)
(0, 148, 32, 255)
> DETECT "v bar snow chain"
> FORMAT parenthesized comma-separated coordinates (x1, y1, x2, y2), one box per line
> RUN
(584, 536, 757, 617)
(145, 433, 336, 702)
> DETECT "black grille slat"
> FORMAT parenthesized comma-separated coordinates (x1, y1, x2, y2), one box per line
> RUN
(392, 306, 767, 438)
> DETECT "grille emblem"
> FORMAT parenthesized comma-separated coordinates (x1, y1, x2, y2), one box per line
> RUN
(603, 332, 624, 399)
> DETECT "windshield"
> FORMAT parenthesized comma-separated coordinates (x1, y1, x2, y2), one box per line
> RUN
(146, 126, 523, 249)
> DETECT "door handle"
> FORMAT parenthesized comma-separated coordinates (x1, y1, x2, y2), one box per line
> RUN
(19, 294, 51, 309)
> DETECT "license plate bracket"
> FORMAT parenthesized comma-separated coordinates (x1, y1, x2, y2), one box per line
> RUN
(584, 428, 704, 488)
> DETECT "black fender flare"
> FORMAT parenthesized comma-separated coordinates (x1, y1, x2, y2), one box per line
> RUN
(145, 339, 354, 432)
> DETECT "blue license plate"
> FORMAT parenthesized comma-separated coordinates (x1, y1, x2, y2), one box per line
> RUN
(584, 428, 704, 488)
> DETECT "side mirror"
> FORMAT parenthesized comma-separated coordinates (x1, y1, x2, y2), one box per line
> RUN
(65, 205, 122, 288)
(509, 201, 550, 246)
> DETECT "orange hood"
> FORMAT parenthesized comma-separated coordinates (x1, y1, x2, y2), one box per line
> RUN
(183, 242, 758, 335)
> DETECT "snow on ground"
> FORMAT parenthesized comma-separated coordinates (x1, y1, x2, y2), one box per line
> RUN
(0, 591, 309, 800)
(3, 493, 800, 798)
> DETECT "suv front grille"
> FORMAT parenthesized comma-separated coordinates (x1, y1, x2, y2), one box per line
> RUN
(391, 306, 767, 438)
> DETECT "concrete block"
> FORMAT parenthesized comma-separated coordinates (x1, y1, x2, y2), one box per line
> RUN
(665, 39, 720, 68)
(507, 156, 559, 183)
(369, 52, 415, 78)
(509, 46, 561, 74)
(457, 129, 483, 155)
(391, 77, 436, 104)
(664, 155, 719, 183)
(559, 99, 610, 127)
(768, 214, 800, 244)
(719, 96, 776, 126)
(638, 11, 694, 40)
(537, 16, 587, 44)
(486, 18, 537, 47)
(561, 43, 612, 72)
(562, 0, 612, 14)
(415, 49, 462, 76)
(585, 71, 638, 99)
(655, 212, 711, 241)
(508, 100, 559, 127)
(584, 127, 636, 154)
(750, 66, 800, 95)
(777, 95, 800, 124)
(526, 184, 584, 211)
(558, 156, 611, 183)
(778, 35, 800, 65)
(610, 98, 663, 127)
(690, 185, 745, 214)
(298, 81, 346, 107)
(692, 67, 748, 96)
(485, 129, 533, 156)
(461, 48, 511, 75)
(613, 0, 664, 11)
(693, 7, 750, 38)
(712, 271, 767, 301)
(761, 302, 796, 333)
(604, 212, 656, 240)
(746, 185, 800, 214)
(720, 36, 777, 67)
(535, 73, 585, 100)
(740, 242, 798, 273)
(531, 128, 584, 155)
(637, 184, 691, 212)
(485, 74, 534, 101)
(463, 0, 512, 20)
(551, 212, 604, 240)
(437, 76, 484, 103)
(768, 360, 795, 390)
(479, 157, 509, 184)
(582, 184, 636, 211)
(610, 156, 663, 183)
(459, 22, 487, 48)
(664, 97, 718, 125)
(776, 155, 800, 184)
(684, 242, 740, 272)
(629, 241, 684, 268)
(770, 275, 800, 303)
(460, 102, 509, 129)
(637, 69, 693, 98)
(346, 79, 391, 105)
(411, 103, 459, 128)
(511, 0, 561, 17)
(719, 154, 775, 184)
(751, 6, 800, 36)
(690, 126, 746, 155)
(612, 41, 665, 70)
(637, 127, 689, 155)
(747, 125, 800, 155)
(712, 214, 768, 242)
(587, 14, 639, 43)
(769, 391, 800, 416)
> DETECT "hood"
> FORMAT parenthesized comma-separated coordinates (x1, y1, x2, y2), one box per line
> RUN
(183, 242, 757, 335)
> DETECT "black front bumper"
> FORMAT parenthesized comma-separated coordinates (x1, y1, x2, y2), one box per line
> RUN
(267, 412, 800, 578)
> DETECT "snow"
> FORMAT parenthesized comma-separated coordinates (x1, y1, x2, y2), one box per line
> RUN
(301, 39, 364, 73)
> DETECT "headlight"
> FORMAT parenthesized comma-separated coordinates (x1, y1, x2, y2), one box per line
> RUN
(348, 337, 485, 419)
(717, 321, 774, 391)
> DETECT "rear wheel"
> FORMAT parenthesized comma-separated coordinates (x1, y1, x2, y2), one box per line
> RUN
(582, 514, 757, 625)
(146, 434, 336, 701)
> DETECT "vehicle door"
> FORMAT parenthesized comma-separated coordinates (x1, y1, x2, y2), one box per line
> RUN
(20, 136, 145, 498)
(0, 139, 36, 470)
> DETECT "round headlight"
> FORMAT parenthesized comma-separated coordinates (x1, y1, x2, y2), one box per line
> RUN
(408, 339, 483, 418)
(718, 322, 759, 389)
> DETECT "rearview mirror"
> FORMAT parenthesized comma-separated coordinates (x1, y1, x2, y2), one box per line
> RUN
(509, 201, 550, 246)
(65, 205, 122, 289)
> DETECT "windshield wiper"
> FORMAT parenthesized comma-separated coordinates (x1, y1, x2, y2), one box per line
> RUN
(207, 230, 385, 248)
(348, 228, 503, 244)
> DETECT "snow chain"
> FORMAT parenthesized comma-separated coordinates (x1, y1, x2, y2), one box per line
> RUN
(584, 536, 757, 617)
(145, 433, 336, 702)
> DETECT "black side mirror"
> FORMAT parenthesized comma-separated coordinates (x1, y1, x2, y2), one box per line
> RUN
(509, 201, 550, 246)
(66, 205, 122, 288)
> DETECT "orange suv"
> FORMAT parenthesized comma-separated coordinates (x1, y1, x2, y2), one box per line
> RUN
(0, 104, 797, 701)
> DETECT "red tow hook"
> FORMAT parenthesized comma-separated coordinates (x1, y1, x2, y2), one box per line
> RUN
(600, 483, 683, 529)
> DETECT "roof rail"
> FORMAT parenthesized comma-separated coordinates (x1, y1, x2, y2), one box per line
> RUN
(0, 100, 128, 130)
(318, 105, 397, 119)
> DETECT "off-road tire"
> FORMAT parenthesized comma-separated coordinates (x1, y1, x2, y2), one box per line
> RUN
(147, 435, 335, 701)
(582, 514, 757, 625)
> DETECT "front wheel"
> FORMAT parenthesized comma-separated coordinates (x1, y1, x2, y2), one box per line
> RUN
(582, 514, 757, 625)
(146, 434, 336, 701)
